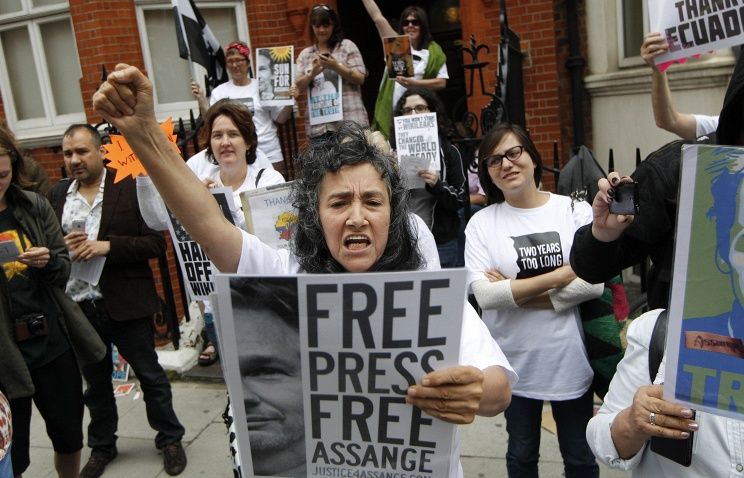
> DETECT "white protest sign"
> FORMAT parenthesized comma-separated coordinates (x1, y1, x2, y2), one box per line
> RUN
(394, 112, 440, 189)
(664, 144, 744, 420)
(257, 46, 295, 107)
(70, 256, 106, 286)
(241, 182, 296, 250)
(167, 187, 235, 300)
(649, 0, 744, 66)
(0, 240, 20, 264)
(214, 269, 467, 477)
(308, 69, 343, 126)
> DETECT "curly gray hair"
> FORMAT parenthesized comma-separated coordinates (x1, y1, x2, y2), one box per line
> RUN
(291, 122, 422, 272)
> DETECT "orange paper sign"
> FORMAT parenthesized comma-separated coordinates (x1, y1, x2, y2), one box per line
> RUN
(104, 118, 180, 183)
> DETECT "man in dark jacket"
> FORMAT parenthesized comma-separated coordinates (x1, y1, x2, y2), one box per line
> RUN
(50, 124, 186, 477)
(570, 49, 744, 310)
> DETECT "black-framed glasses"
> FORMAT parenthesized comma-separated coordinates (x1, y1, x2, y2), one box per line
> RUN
(402, 18, 420, 27)
(485, 145, 525, 170)
(401, 105, 429, 115)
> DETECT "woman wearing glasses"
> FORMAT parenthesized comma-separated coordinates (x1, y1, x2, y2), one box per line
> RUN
(294, 4, 369, 140)
(393, 88, 465, 268)
(192, 41, 292, 166)
(361, 1, 448, 139)
(464, 123, 602, 477)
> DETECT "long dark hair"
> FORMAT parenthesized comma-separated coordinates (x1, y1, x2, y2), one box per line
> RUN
(398, 6, 432, 50)
(291, 122, 422, 273)
(199, 99, 258, 166)
(477, 123, 543, 204)
(0, 122, 33, 189)
(309, 4, 344, 51)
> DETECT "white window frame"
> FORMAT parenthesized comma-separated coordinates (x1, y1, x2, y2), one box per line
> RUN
(135, 0, 250, 121)
(0, 0, 67, 23)
(616, 0, 649, 68)
(0, 1, 85, 141)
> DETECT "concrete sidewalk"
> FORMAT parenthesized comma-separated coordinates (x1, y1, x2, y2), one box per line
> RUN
(25, 377, 627, 477)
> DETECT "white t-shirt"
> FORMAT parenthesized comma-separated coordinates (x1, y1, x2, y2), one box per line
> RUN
(209, 80, 286, 164)
(693, 114, 719, 137)
(235, 213, 441, 274)
(392, 46, 449, 108)
(411, 212, 440, 270)
(136, 161, 285, 312)
(235, 228, 517, 478)
(186, 149, 274, 178)
(136, 155, 283, 232)
(465, 192, 593, 400)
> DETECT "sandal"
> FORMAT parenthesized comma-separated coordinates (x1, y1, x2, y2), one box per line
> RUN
(198, 342, 219, 366)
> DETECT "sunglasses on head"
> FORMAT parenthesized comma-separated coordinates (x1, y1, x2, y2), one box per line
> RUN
(312, 4, 331, 12)
(402, 18, 420, 27)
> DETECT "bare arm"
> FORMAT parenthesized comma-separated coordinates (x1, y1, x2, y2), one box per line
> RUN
(394, 76, 447, 91)
(274, 105, 293, 125)
(510, 267, 575, 305)
(191, 82, 209, 117)
(360, 0, 397, 38)
(475, 265, 576, 311)
(642, 32, 698, 140)
(93, 65, 243, 273)
(476, 365, 512, 416)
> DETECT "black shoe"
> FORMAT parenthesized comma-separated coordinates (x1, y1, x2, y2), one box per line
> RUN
(163, 441, 187, 476)
(80, 448, 118, 478)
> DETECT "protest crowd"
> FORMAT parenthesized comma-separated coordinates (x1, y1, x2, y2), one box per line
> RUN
(0, 1, 742, 477)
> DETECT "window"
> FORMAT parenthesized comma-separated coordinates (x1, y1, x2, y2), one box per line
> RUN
(0, 1, 84, 139)
(136, 1, 248, 120)
(617, 0, 648, 67)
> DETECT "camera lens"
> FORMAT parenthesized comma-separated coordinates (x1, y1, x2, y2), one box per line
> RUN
(28, 316, 45, 335)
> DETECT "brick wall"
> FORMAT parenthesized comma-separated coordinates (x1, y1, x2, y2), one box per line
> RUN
(247, 0, 338, 150)
(1, 0, 592, 321)
(69, 0, 146, 123)
(460, 0, 592, 191)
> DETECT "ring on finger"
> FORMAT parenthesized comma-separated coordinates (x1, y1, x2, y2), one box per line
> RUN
(649, 412, 657, 425)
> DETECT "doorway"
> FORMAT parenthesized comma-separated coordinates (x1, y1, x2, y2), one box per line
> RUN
(338, 0, 466, 126)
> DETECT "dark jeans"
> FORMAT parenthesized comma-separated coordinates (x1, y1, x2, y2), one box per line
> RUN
(436, 237, 460, 268)
(10, 348, 83, 475)
(79, 301, 184, 451)
(456, 204, 484, 267)
(203, 312, 219, 348)
(504, 389, 598, 478)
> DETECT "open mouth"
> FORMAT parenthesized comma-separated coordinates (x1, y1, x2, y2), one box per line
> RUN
(344, 235, 370, 250)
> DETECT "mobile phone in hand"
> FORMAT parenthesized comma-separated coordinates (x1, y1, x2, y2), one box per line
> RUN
(608, 181, 640, 215)
(650, 409, 695, 466)
(71, 219, 86, 234)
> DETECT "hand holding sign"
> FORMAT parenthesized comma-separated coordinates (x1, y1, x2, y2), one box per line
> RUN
(641, 32, 670, 70)
(104, 118, 179, 183)
(406, 365, 485, 424)
(615, 385, 696, 446)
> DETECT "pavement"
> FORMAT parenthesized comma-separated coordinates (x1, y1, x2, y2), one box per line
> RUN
(25, 358, 628, 478)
